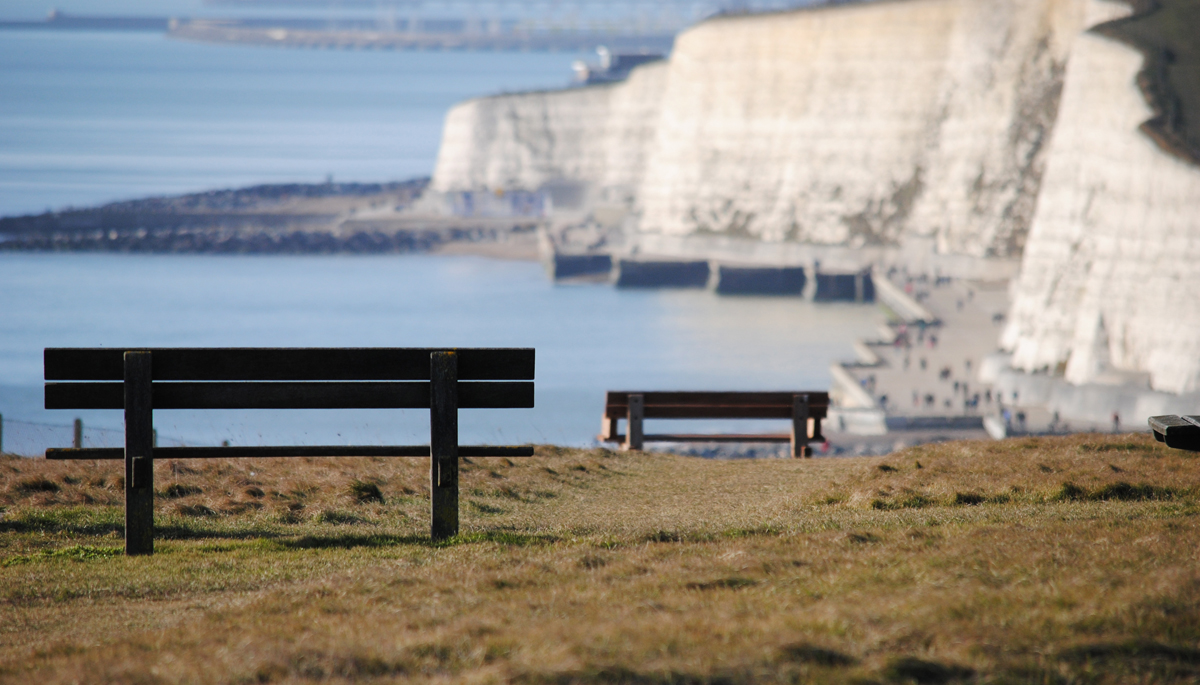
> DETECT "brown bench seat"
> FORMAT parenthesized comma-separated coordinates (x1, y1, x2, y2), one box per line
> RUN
(599, 391, 829, 458)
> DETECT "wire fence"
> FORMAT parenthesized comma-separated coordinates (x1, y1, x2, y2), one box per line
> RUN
(0, 414, 187, 458)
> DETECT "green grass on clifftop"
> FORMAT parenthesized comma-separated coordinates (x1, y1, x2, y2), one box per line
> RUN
(1, 434, 1199, 683)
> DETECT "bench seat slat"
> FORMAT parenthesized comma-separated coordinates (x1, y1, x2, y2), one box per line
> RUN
(601, 433, 795, 444)
(46, 445, 535, 460)
(45, 381, 534, 410)
(44, 348, 535, 381)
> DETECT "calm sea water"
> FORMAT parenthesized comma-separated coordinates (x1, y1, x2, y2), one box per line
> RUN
(0, 253, 881, 451)
(0, 26, 882, 453)
(0, 27, 588, 217)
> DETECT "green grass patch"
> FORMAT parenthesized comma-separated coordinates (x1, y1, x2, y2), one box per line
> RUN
(2, 544, 120, 567)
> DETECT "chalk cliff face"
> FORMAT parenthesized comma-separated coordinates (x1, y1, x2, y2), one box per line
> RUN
(1002, 0, 1200, 394)
(639, 0, 1082, 255)
(432, 0, 1085, 256)
(430, 61, 667, 206)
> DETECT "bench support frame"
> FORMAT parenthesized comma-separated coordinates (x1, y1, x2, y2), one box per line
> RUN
(790, 394, 810, 459)
(124, 351, 154, 556)
(625, 393, 645, 451)
(430, 351, 459, 540)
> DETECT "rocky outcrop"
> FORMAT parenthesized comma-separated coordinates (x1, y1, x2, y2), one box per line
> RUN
(1002, 0, 1200, 394)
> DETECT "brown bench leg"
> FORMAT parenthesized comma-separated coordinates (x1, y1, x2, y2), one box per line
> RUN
(600, 416, 619, 442)
(124, 351, 154, 555)
(430, 351, 459, 541)
(625, 393, 644, 451)
(790, 393, 810, 459)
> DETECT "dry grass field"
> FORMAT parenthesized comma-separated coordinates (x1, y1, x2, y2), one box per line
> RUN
(1, 433, 1199, 684)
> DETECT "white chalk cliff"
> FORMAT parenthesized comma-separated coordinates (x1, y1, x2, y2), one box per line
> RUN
(430, 0, 1200, 394)
(434, 0, 1085, 255)
(431, 61, 668, 207)
(1003, 0, 1200, 394)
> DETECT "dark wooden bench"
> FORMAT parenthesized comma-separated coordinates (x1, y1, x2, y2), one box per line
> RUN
(1149, 415, 1200, 452)
(44, 347, 534, 554)
(599, 391, 828, 458)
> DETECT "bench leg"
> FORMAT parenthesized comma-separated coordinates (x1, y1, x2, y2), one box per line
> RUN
(625, 394, 644, 451)
(790, 393, 810, 459)
(124, 351, 154, 555)
(600, 416, 619, 442)
(430, 351, 459, 541)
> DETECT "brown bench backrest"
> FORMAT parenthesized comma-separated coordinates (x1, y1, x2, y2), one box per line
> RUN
(603, 391, 829, 420)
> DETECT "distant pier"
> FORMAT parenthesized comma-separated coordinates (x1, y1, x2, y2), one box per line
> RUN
(167, 20, 676, 52)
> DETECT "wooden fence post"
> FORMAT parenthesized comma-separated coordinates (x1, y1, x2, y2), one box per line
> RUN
(124, 351, 154, 556)
(430, 351, 459, 541)
(73, 418, 83, 449)
(791, 393, 810, 458)
(625, 393, 644, 451)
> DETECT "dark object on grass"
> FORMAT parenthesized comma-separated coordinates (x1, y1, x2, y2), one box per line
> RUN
(162, 483, 202, 499)
(883, 656, 974, 684)
(1148, 415, 1200, 451)
(15, 476, 60, 494)
(778, 643, 857, 667)
(349, 480, 384, 504)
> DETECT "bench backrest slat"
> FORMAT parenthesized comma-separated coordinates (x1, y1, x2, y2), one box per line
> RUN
(618, 405, 825, 420)
(45, 381, 534, 410)
(45, 348, 535, 381)
(603, 391, 829, 419)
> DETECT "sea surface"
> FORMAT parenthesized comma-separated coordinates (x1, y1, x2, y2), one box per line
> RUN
(0, 24, 882, 454)
(0, 253, 882, 453)
(0, 26, 588, 217)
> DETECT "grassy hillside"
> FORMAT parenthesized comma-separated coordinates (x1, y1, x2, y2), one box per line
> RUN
(1, 434, 1199, 683)
(1095, 0, 1200, 164)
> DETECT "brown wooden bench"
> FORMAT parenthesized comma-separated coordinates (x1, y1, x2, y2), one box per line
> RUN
(44, 347, 534, 554)
(1149, 415, 1200, 452)
(599, 391, 828, 458)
